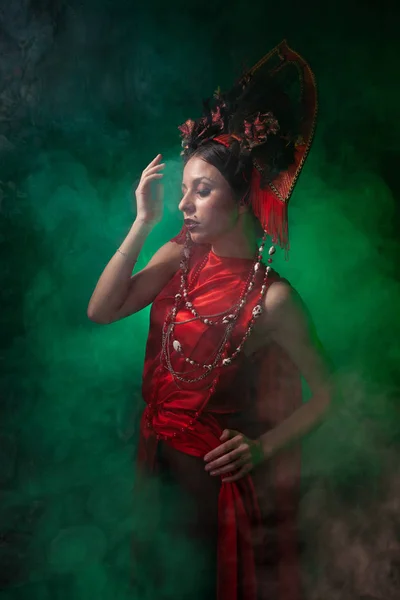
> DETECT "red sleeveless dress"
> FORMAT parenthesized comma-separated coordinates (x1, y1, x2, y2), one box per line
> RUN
(136, 241, 303, 600)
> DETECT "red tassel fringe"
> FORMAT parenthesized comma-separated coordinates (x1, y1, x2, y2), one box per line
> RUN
(250, 168, 289, 254)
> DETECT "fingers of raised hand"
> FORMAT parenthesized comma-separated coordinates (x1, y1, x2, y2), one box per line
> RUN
(143, 153, 164, 173)
(143, 162, 165, 175)
(145, 154, 163, 170)
(137, 173, 165, 196)
(140, 163, 165, 183)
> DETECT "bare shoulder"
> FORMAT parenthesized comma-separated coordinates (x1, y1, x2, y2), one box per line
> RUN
(247, 278, 301, 350)
(144, 239, 182, 269)
(264, 278, 295, 310)
(262, 277, 316, 343)
(262, 277, 332, 393)
(263, 277, 305, 322)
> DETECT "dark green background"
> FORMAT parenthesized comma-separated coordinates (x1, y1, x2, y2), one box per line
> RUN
(1, 0, 399, 598)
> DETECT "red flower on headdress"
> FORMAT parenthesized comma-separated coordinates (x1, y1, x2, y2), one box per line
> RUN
(179, 98, 227, 155)
(242, 111, 280, 149)
(178, 119, 195, 139)
(211, 105, 222, 125)
(178, 118, 201, 153)
(210, 104, 226, 133)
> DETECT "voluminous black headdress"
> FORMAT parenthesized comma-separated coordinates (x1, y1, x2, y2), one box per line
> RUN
(178, 40, 318, 251)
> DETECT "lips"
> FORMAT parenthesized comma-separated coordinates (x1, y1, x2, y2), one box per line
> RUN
(184, 219, 200, 230)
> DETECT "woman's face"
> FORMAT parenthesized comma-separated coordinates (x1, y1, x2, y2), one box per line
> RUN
(179, 156, 243, 244)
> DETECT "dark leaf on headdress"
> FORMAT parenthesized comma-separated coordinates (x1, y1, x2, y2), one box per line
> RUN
(178, 41, 312, 175)
(241, 111, 280, 150)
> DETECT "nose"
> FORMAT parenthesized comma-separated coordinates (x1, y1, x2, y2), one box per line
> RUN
(178, 190, 195, 214)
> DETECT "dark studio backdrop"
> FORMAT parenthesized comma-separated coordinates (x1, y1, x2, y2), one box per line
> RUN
(0, 0, 399, 598)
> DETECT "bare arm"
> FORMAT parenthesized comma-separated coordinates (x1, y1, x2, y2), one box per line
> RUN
(87, 153, 182, 324)
(87, 219, 182, 323)
(258, 281, 333, 456)
(203, 281, 334, 481)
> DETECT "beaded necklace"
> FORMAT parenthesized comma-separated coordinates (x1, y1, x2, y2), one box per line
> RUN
(147, 230, 276, 439)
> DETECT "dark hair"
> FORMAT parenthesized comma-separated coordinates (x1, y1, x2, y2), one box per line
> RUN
(180, 71, 300, 198)
(183, 141, 253, 202)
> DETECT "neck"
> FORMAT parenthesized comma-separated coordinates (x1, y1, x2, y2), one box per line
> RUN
(211, 213, 258, 259)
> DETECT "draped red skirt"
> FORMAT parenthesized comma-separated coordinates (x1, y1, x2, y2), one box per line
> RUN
(134, 346, 302, 600)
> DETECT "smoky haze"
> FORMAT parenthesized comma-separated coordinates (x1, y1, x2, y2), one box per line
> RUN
(0, 0, 399, 598)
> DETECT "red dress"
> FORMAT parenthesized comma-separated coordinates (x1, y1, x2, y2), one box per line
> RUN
(136, 241, 303, 600)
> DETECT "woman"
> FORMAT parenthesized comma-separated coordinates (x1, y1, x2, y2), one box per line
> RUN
(88, 41, 332, 600)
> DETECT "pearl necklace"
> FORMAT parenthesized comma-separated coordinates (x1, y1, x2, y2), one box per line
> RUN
(148, 231, 276, 440)
(161, 229, 275, 383)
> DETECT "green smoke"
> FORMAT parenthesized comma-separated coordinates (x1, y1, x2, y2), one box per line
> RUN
(1, 0, 399, 598)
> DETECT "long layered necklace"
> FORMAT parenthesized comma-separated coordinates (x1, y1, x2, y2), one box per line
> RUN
(147, 230, 276, 439)
(162, 228, 276, 380)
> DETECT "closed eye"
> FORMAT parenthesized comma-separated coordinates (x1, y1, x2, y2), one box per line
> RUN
(181, 188, 211, 197)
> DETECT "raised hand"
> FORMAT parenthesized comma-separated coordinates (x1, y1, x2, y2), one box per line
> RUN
(134, 154, 165, 226)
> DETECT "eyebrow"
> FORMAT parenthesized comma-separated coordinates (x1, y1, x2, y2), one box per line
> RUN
(181, 177, 214, 188)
